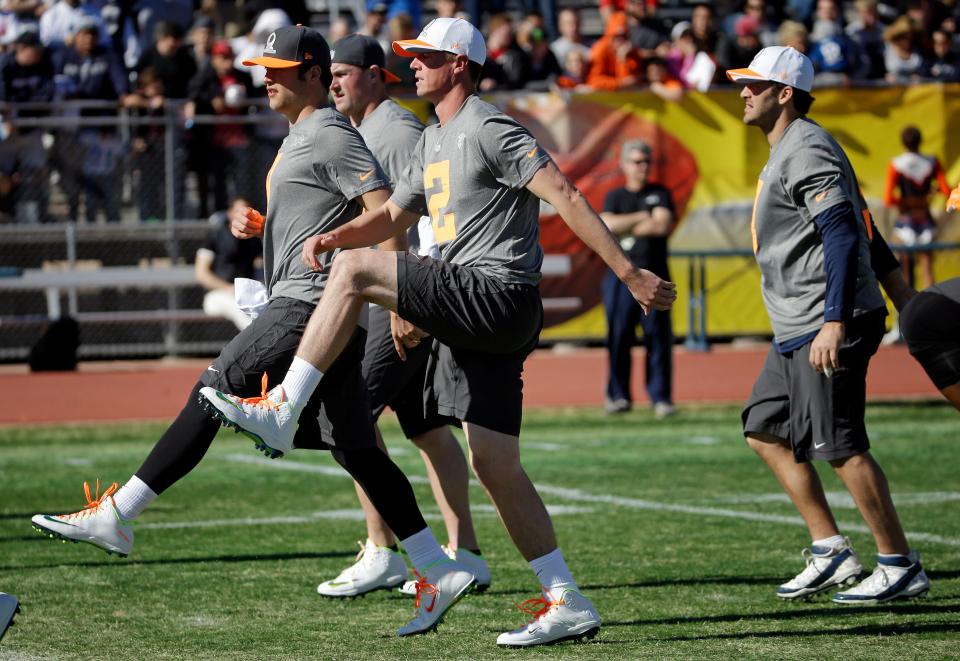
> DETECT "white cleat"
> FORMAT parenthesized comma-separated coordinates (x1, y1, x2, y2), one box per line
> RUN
(0, 593, 20, 642)
(399, 546, 491, 596)
(496, 588, 601, 648)
(396, 560, 476, 636)
(317, 539, 408, 597)
(199, 374, 298, 459)
(833, 551, 930, 604)
(31, 480, 134, 557)
(777, 539, 864, 599)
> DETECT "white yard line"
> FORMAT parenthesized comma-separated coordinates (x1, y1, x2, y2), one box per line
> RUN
(221, 454, 960, 548)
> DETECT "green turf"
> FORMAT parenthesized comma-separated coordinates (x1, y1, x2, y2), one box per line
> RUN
(1, 402, 958, 659)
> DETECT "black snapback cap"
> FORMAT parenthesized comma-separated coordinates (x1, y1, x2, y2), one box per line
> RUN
(331, 33, 400, 83)
(243, 25, 331, 70)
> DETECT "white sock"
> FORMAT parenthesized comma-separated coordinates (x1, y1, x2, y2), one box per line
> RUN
(281, 356, 323, 411)
(112, 476, 157, 520)
(529, 548, 579, 601)
(812, 535, 846, 550)
(400, 527, 448, 573)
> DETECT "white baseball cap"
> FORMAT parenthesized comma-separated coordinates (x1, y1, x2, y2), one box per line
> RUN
(392, 17, 486, 65)
(726, 46, 814, 93)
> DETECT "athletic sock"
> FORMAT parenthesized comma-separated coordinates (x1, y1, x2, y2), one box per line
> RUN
(281, 356, 323, 411)
(400, 527, 448, 573)
(529, 548, 579, 602)
(112, 475, 157, 520)
(812, 535, 846, 551)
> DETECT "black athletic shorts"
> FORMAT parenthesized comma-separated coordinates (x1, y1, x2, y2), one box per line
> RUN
(200, 296, 376, 451)
(363, 303, 458, 438)
(396, 253, 543, 437)
(742, 309, 885, 463)
(900, 278, 960, 390)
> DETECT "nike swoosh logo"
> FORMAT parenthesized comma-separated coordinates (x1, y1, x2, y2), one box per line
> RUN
(359, 169, 374, 181)
(45, 515, 74, 527)
(814, 441, 827, 449)
(207, 366, 220, 373)
(425, 594, 437, 613)
(526, 146, 538, 159)
(815, 191, 827, 202)
(215, 390, 243, 413)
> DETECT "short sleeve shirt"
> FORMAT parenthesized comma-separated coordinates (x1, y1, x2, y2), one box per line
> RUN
(356, 99, 424, 251)
(263, 108, 389, 304)
(603, 183, 673, 277)
(390, 95, 548, 286)
(752, 118, 885, 343)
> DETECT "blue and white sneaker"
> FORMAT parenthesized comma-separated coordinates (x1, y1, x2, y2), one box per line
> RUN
(833, 551, 930, 604)
(777, 539, 864, 599)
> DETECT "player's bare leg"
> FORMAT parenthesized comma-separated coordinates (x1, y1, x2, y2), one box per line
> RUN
(942, 383, 960, 411)
(745, 433, 840, 538)
(830, 452, 909, 554)
(412, 426, 479, 552)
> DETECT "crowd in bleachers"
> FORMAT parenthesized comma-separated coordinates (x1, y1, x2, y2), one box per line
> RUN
(0, 0, 958, 223)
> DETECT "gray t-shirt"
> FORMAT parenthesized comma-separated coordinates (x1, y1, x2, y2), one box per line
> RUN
(391, 95, 548, 286)
(263, 107, 389, 304)
(753, 117, 885, 343)
(356, 99, 424, 251)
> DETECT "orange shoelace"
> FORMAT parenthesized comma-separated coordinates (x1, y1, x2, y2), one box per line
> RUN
(238, 373, 281, 410)
(515, 590, 564, 624)
(59, 479, 119, 520)
(411, 570, 439, 613)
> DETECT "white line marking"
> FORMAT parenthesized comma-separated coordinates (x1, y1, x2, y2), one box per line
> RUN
(222, 454, 960, 548)
(524, 442, 566, 452)
(719, 491, 960, 509)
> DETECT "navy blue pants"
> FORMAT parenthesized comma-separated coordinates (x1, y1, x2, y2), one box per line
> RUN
(602, 269, 673, 405)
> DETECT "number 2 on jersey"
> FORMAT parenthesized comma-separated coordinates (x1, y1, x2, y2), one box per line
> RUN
(424, 160, 457, 243)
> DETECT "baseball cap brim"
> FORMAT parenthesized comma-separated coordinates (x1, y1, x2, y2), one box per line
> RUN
(726, 67, 770, 84)
(381, 68, 402, 83)
(392, 39, 446, 58)
(242, 56, 301, 68)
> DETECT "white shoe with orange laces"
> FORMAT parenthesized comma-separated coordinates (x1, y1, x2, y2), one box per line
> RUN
(396, 560, 476, 636)
(199, 374, 298, 459)
(399, 545, 491, 595)
(31, 480, 134, 557)
(496, 588, 601, 648)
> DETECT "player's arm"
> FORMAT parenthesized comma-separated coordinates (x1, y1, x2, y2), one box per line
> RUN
(302, 197, 420, 270)
(867, 216, 916, 311)
(526, 160, 676, 312)
(356, 187, 408, 253)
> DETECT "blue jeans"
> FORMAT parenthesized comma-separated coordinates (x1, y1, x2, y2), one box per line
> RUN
(602, 269, 673, 405)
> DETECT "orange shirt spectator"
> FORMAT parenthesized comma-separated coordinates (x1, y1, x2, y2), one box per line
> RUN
(587, 12, 642, 91)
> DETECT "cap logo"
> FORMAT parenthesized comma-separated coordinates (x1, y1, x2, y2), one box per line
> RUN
(264, 32, 277, 54)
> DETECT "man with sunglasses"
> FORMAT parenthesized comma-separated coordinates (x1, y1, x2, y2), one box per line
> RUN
(727, 46, 929, 604)
(600, 139, 676, 417)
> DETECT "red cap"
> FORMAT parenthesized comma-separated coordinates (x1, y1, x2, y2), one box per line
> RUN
(211, 40, 234, 58)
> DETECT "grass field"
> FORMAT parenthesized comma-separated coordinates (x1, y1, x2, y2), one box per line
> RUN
(1, 402, 958, 660)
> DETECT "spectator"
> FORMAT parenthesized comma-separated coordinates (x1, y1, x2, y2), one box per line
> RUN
(668, 21, 716, 91)
(809, 0, 843, 43)
(846, 0, 886, 80)
(189, 15, 215, 69)
(78, 126, 124, 222)
(720, 14, 763, 70)
(38, 0, 107, 52)
(600, 139, 675, 418)
(645, 55, 683, 101)
(884, 125, 952, 291)
(524, 25, 562, 89)
(187, 40, 256, 215)
(690, 3, 725, 63)
(195, 196, 263, 331)
(384, 12, 416, 89)
(725, 0, 779, 47)
(124, 67, 167, 220)
(884, 17, 923, 83)
(480, 13, 529, 91)
(586, 12, 641, 91)
(777, 20, 809, 54)
(328, 16, 353, 44)
(435, 0, 462, 19)
(598, 0, 625, 25)
(550, 7, 590, 67)
(923, 28, 960, 81)
(135, 21, 197, 99)
(0, 0, 42, 42)
(52, 18, 127, 221)
(809, 20, 864, 87)
(516, 9, 544, 51)
(0, 30, 53, 223)
(129, 0, 194, 66)
(556, 47, 590, 90)
(625, 0, 669, 59)
(360, 1, 389, 53)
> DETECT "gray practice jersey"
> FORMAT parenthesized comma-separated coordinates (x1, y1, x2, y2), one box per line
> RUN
(752, 117, 885, 343)
(263, 108, 389, 304)
(391, 95, 548, 286)
(356, 99, 424, 251)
